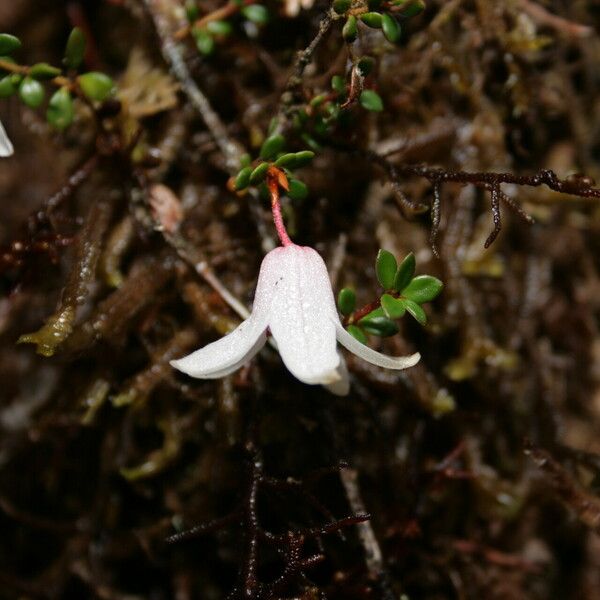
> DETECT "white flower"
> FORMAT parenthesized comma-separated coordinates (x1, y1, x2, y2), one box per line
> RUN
(0, 119, 13, 157)
(171, 244, 420, 394)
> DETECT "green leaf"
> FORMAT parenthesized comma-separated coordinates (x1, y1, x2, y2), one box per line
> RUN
(342, 15, 358, 43)
(259, 133, 285, 160)
(193, 28, 214, 55)
(380, 294, 406, 319)
(347, 324, 368, 344)
(0, 75, 16, 98)
(46, 87, 74, 130)
(18, 76, 44, 108)
(402, 275, 443, 303)
(78, 72, 115, 102)
(359, 89, 383, 112)
(337, 288, 356, 316)
(360, 306, 386, 321)
(293, 150, 315, 167)
(360, 12, 383, 28)
(395, 0, 426, 18)
(331, 75, 346, 94)
(64, 27, 86, 69)
(240, 153, 252, 168)
(333, 0, 352, 14)
(287, 178, 308, 200)
(185, 0, 200, 22)
(29, 62, 61, 80)
(382, 14, 401, 43)
(404, 299, 427, 325)
(360, 316, 399, 337)
(394, 252, 416, 292)
(274, 152, 297, 169)
(206, 20, 233, 36)
(234, 166, 252, 190)
(241, 4, 269, 24)
(249, 161, 269, 184)
(357, 56, 374, 77)
(376, 249, 397, 289)
(0, 34, 21, 55)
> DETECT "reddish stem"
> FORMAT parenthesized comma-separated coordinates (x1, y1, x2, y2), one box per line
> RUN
(267, 169, 293, 247)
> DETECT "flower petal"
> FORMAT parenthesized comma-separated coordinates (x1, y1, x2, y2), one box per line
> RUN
(0, 119, 13, 157)
(266, 245, 341, 385)
(334, 320, 420, 370)
(324, 352, 350, 396)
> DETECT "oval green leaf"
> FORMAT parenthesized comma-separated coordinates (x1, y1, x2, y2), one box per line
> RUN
(375, 249, 397, 289)
(342, 15, 358, 43)
(360, 316, 399, 337)
(234, 166, 252, 190)
(241, 4, 269, 24)
(404, 299, 427, 325)
(18, 76, 44, 108)
(193, 28, 214, 55)
(382, 14, 401, 43)
(293, 150, 315, 167)
(401, 275, 443, 304)
(274, 152, 297, 169)
(359, 89, 383, 112)
(394, 252, 416, 292)
(0, 75, 16, 98)
(78, 72, 115, 102)
(249, 161, 269, 184)
(360, 12, 383, 28)
(206, 20, 233, 36)
(259, 133, 285, 160)
(333, 0, 352, 14)
(30, 62, 61, 80)
(337, 287, 356, 316)
(347, 324, 368, 344)
(287, 178, 308, 201)
(380, 294, 406, 319)
(46, 87, 74, 131)
(0, 34, 21, 55)
(64, 27, 86, 69)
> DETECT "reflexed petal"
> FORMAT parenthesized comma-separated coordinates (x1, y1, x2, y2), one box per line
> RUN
(0, 119, 13, 157)
(334, 320, 420, 370)
(171, 319, 268, 378)
(325, 353, 350, 396)
(266, 245, 341, 385)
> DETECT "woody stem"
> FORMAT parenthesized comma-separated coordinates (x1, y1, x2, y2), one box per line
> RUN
(267, 173, 293, 247)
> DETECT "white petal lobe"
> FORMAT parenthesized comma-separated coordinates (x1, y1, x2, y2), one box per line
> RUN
(0, 119, 13, 157)
(267, 246, 341, 385)
(170, 319, 268, 378)
(335, 320, 420, 370)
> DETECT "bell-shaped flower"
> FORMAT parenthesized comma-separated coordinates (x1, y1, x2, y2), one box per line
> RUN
(0, 119, 13, 157)
(171, 244, 420, 394)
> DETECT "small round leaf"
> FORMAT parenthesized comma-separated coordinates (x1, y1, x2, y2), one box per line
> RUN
(347, 324, 368, 344)
(404, 299, 427, 325)
(259, 133, 285, 160)
(234, 166, 252, 190)
(333, 0, 352, 14)
(29, 62, 61, 80)
(360, 12, 383, 28)
(18, 76, 44, 108)
(274, 153, 298, 169)
(381, 294, 406, 319)
(46, 87, 74, 131)
(337, 288, 356, 316)
(359, 89, 383, 112)
(193, 28, 214, 55)
(382, 14, 401, 43)
(0, 75, 16, 98)
(360, 316, 399, 337)
(64, 27, 86, 69)
(376, 249, 397, 289)
(0, 34, 21, 55)
(287, 178, 308, 201)
(206, 20, 233, 36)
(342, 15, 358, 43)
(401, 275, 443, 304)
(293, 150, 315, 167)
(78, 72, 115, 102)
(249, 161, 270, 184)
(241, 4, 269, 24)
(394, 252, 416, 292)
